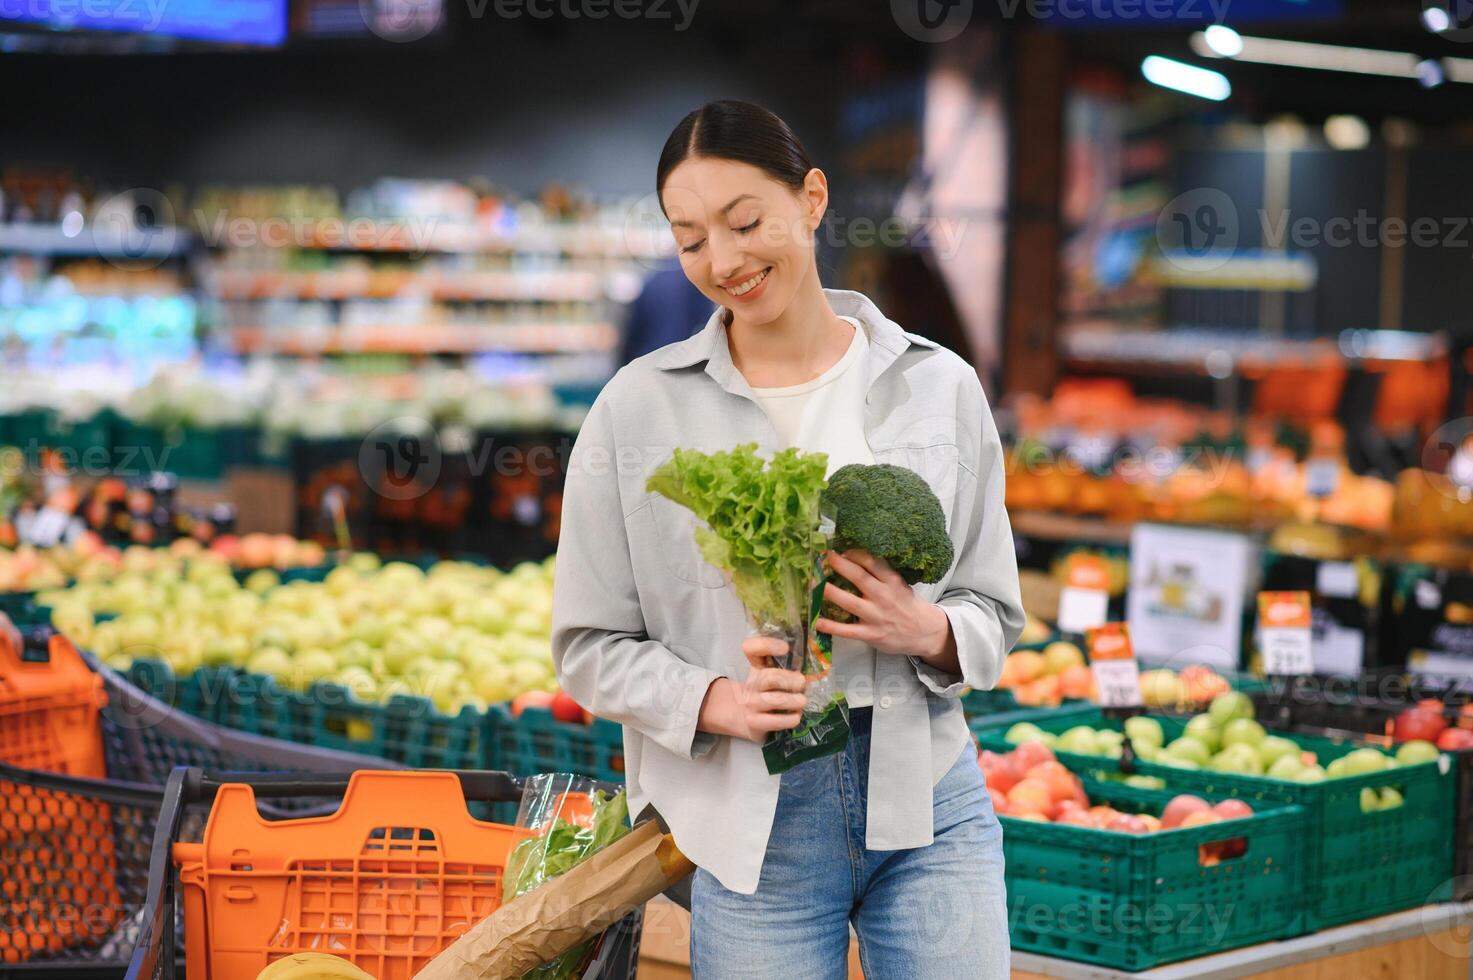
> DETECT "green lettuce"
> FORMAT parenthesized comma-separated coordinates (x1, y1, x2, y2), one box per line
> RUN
(646, 443, 829, 628)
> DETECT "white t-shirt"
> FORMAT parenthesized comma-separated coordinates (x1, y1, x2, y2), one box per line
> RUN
(749, 315, 877, 708)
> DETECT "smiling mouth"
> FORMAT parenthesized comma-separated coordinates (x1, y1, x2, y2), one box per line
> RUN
(722, 267, 771, 296)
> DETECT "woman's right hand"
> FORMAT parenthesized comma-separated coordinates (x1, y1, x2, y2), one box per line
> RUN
(696, 636, 809, 743)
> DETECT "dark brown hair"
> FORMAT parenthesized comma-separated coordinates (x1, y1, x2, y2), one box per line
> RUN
(655, 100, 815, 209)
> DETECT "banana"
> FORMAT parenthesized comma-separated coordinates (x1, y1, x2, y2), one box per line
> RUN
(256, 952, 376, 980)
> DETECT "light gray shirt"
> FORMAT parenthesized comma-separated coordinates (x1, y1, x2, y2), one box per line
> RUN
(550, 287, 1025, 895)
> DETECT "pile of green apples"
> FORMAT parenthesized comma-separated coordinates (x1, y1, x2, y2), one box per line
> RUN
(39, 553, 560, 715)
(1005, 692, 1443, 812)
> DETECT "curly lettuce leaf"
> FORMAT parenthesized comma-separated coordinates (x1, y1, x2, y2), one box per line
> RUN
(646, 443, 828, 628)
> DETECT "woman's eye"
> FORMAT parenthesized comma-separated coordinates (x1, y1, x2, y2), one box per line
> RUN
(735, 219, 760, 234)
(680, 240, 705, 254)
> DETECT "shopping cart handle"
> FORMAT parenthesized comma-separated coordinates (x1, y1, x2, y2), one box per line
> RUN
(179, 767, 530, 804)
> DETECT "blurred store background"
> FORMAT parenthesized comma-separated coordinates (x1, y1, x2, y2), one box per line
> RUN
(6, 2, 1473, 709)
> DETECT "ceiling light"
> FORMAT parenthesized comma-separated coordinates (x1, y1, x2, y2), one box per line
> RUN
(1323, 115, 1370, 150)
(1190, 32, 1421, 78)
(1203, 25, 1244, 57)
(1423, 7, 1451, 33)
(1141, 56, 1232, 101)
(1417, 58, 1446, 87)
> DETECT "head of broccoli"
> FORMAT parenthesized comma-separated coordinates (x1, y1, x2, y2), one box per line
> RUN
(820, 463, 954, 590)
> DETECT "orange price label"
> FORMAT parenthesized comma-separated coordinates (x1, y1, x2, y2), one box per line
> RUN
(1066, 554, 1111, 592)
(1258, 591, 1312, 629)
(1087, 623, 1141, 707)
(1086, 623, 1134, 661)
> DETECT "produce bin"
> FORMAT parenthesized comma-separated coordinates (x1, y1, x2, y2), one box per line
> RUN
(488, 704, 624, 783)
(113, 420, 259, 481)
(975, 707, 1458, 931)
(1248, 686, 1473, 903)
(123, 767, 643, 980)
(0, 759, 160, 972)
(1, 628, 107, 778)
(1000, 779, 1306, 971)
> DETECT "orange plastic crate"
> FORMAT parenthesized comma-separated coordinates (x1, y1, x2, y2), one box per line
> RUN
(0, 632, 107, 778)
(174, 771, 542, 979)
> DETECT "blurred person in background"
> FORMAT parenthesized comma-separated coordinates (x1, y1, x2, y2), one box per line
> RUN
(617, 255, 714, 366)
(553, 100, 1021, 979)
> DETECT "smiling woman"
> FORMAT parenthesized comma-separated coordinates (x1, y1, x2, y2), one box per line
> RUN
(551, 99, 1024, 980)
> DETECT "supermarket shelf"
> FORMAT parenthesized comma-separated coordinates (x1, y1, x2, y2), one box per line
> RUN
(226, 322, 616, 354)
(1010, 510, 1135, 545)
(210, 268, 605, 302)
(199, 220, 672, 259)
(1062, 325, 1447, 375)
(0, 222, 193, 259)
(1011, 901, 1473, 979)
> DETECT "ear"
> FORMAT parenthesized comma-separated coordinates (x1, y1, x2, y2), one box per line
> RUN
(800, 167, 829, 228)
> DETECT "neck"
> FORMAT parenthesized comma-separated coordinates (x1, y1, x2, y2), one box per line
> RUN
(725, 270, 852, 387)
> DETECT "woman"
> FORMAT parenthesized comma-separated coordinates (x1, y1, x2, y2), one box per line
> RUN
(551, 100, 1024, 979)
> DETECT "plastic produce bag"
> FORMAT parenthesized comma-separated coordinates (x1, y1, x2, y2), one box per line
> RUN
(754, 512, 850, 774)
(502, 774, 632, 980)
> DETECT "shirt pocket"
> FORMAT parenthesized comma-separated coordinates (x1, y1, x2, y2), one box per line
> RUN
(871, 441, 960, 533)
(645, 494, 729, 590)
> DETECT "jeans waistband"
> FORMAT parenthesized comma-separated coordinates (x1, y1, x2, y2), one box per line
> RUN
(848, 704, 873, 739)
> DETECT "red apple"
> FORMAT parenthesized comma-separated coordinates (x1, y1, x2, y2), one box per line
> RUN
(1437, 728, 1473, 751)
(988, 787, 1010, 816)
(1180, 810, 1224, 829)
(1106, 813, 1149, 834)
(1212, 799, 1254, 821)
(1013, 741, 1056, 771)
(978, 751, 1022, 793)
(1395, 701, 1448, 743)
(1161, 795, 1212, 830)
(510, 690, 555, 717)
(549, 690, 587, 725)
(1058, 809, 1099, 828)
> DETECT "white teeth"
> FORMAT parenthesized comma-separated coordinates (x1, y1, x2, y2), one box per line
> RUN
(724, 268, 769, 296)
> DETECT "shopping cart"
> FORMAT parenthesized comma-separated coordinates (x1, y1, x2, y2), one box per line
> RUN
(124, 767, 643, 980)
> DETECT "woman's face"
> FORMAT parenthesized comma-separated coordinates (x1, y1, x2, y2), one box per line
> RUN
(661, 156, 826, 325)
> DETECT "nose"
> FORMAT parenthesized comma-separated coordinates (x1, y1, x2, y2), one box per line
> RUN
(706, 228, 744, 282)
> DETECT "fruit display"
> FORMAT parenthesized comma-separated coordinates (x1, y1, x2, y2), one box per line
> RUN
(38, 553, 559, 715)
(1001, 692, 1439, 811)
(0, 535, 329, 595)
(994, 639, 1234, 709)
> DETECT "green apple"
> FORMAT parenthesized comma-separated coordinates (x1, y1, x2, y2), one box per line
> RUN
(1060, 726, 1103, 756)
(1184, 715, 1223, 753)
(1379, 787, 1404, 809)
(1267, 754, 1306, 780)
(1165, 736, 1212, 767)
(1256, 735, 1299, 769)
(1396, 740, 1441, 766)
(1359, 787, 1380, 812)
(1208, 692, 1255, 727)
(247, 646, 293, 680)
(1124, 775, 1167, 790)
(1005, 723, 1048, 745)
(1124, 716, 1165, 751)
(1211, 743, 1264, 775)
(1159, 756, 1201, 770)
(1294, 765, 1327, 783)
(1338, 748, 1391, 777)
(1221, 719, 1267, 749)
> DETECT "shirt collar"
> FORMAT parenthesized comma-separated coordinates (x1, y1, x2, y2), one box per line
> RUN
(652, 288, 938, 399)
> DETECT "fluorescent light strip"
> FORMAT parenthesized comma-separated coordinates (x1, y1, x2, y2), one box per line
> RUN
(1142, 55, 1232, 101)
(1189, 32, 1423, 79)
(1444, 57, 1473, 83)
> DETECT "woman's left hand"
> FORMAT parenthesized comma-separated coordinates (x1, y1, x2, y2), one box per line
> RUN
(812, 549, 953, 663)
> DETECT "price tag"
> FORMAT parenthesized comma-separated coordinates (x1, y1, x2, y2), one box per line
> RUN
(1315, 561, 1357, 599)
(20, 506, 70, 547)
(1259, 591, 1314, 676)
(1088, 623, 1141, 708)
(1305, 458, 1339, 499)
(1058, 553, 1110, 634)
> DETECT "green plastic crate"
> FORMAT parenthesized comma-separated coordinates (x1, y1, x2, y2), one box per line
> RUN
(123, 658, 237, 723)
(976, 708, 1457, 932)
(487, 704, 624, 783)
(0, 590, 41, 627)
(1000, 780, 1306, 970)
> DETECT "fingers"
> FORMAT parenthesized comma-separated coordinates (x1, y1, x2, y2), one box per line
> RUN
(741, 635, 788, 670)
(753, 666, 806, 693)
(839, 548, 902, 586)
(748, 711, 804, 733)
(823, 580, 874, 620)
(812, 616, 875, 643)
(755, 687, 807, 713)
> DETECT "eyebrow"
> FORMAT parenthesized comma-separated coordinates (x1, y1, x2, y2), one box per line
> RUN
(668, 194, 760, 229)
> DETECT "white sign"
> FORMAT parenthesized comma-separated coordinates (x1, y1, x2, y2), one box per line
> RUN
(1262, 626, 1313, 676)
(1127, 523, 1253, 671)
(1093, 657, 1143, 708)
(1059, 587, 1109, 634)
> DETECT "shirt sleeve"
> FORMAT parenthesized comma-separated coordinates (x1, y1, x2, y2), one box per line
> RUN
(910, 375, 1026, 697)
(551, 390, 726, 760)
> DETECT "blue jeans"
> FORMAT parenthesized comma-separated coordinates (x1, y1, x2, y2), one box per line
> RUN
(689, 706, 1010, 979)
